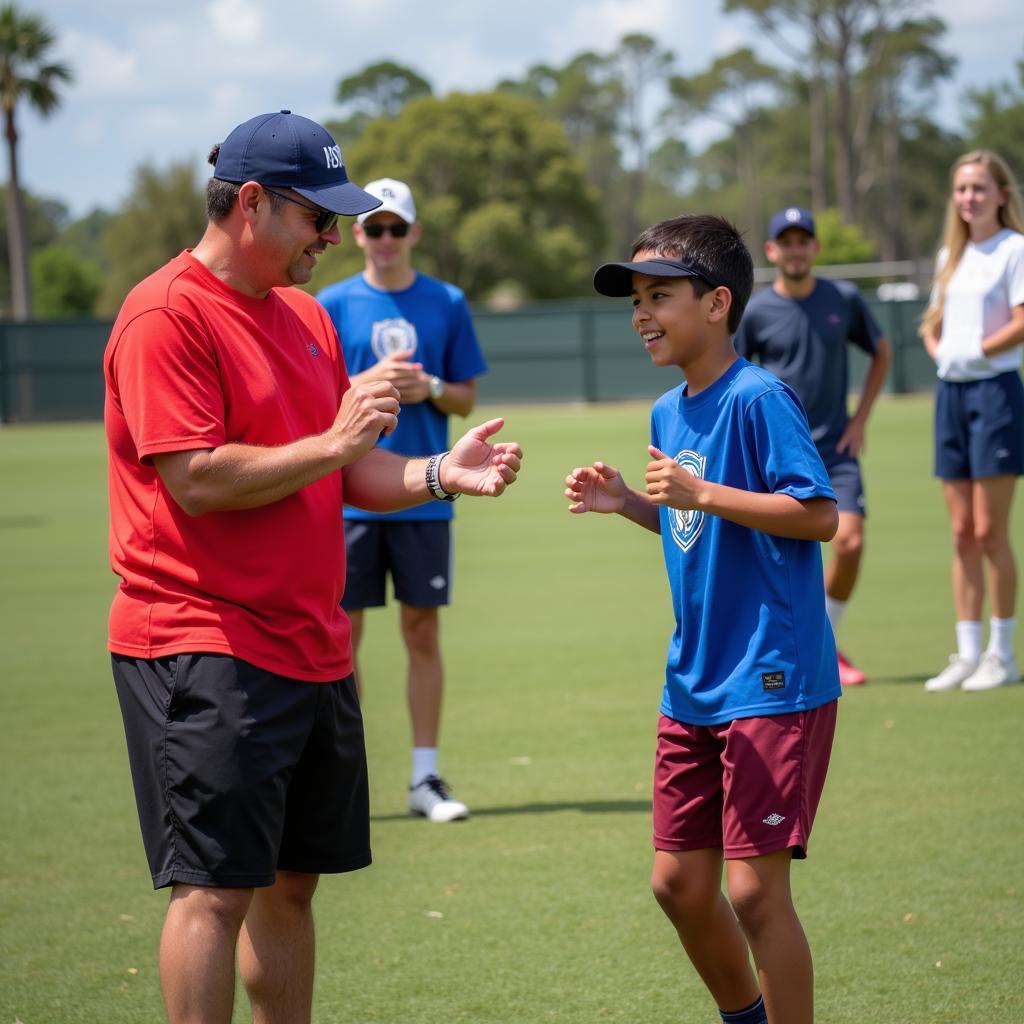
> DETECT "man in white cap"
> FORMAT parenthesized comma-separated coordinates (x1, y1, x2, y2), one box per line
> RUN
(105, 115, 520, 1022)
(318, 179, 488, 823)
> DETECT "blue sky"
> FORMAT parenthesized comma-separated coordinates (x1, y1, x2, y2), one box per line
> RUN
(24, 0, 1024, 220)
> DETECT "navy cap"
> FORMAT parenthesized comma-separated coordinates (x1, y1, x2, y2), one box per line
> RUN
(593, 257, 721, 297)
(213, 110, 381, 217)
(768, 206, 815, 239)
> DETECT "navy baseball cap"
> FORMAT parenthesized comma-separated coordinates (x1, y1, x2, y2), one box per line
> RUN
(593, 256, 722, 297)
(213, 110, 381, 217)
(768, 206, 815, 239)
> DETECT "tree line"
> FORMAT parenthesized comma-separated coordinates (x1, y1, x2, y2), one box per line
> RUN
(5, 1, 1024, 318)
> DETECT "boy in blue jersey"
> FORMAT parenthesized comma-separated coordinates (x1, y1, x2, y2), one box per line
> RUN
(565, 215, 840, 1024)
(317, 179, 488, 822)
(734, 208, 892, 686)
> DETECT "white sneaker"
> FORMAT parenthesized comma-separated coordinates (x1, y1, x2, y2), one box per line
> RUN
(924, 655, 978, 692)
(408, 774, 469, 822)
(961, 651, 1021, 691)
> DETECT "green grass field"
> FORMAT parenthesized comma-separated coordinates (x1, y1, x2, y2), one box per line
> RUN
(1, 398, 1022, 1024)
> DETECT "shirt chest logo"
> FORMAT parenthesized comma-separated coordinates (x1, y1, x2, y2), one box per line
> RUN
(668, 449, 706, 553)
(370, 318, 418, 360)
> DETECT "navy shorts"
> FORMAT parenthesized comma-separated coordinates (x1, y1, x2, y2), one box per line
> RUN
(934, 372, 1024, 480)
(342, 520, 452, 610)
(113, 653, 371, 889)
(823, 457, 866, 517)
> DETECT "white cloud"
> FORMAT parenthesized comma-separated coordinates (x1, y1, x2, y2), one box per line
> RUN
(16, 0, 1024, 218)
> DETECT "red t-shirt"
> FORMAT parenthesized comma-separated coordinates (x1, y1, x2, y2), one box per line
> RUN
(104, 251, 353, 681)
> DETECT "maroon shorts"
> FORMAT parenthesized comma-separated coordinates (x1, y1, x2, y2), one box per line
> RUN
(652, 701, 837, 860)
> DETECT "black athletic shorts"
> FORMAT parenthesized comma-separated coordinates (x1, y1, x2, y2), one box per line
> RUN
(934, 372, 1024, 480)
(342, 520, 452, 609)
(823, 456, 866, 517)
(112, 653, 371, 889)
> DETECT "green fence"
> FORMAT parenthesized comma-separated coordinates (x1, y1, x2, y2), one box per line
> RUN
(0, 298, 933, 424)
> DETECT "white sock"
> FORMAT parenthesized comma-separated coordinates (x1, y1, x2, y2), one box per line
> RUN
(987, 617, 1017, 662)
(412, 747, 438, 788)
(825, 596, 847, 637)
(955, 621, 983, 664)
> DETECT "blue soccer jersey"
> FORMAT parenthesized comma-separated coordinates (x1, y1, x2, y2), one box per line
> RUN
(733, 279, 883, 460)
(317, 272, 488, 522)
(651, 358, 841, 725)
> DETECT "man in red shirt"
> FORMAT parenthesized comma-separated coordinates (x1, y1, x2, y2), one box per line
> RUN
(104, 110, 522, 1024)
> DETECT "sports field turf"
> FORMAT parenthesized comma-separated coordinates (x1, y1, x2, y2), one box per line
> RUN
(1, 397, 1022, 1023)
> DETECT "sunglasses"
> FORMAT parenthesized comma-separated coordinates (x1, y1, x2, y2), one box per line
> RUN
(361, 222, 410, 239)
(261, 187, 339, 235)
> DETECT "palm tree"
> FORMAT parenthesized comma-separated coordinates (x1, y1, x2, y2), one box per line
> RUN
(0, 4, 72, 320)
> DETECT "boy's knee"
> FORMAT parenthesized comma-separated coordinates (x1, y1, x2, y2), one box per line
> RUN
(651, 859, 717, 919)
(727, 875, 785, 937)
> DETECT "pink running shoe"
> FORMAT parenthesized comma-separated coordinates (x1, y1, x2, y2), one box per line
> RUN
(837, 650, 867, 686)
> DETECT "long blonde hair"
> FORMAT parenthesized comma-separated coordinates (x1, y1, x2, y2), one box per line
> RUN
(920, 149, 1024, 340)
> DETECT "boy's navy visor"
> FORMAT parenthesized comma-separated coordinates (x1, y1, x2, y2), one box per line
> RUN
(593, 257, 720, 297)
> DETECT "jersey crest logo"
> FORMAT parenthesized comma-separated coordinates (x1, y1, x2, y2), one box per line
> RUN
(370, 318, 418, 360)
(668, 449, 706, 553)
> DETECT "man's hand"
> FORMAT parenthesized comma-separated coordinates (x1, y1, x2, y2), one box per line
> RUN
(440, 418, 522, 496)
(836, 416, 866, 457)
(565, 462, 627, 514)
(329, 380, 401, 464)
(645, 446, 703, 508)
(367, 351, 429, 403)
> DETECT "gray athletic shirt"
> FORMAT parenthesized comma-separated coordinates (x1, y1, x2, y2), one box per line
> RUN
(733, 278, 883, 458)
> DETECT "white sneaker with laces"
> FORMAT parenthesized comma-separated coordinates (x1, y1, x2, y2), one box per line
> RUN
(961, 651, 1021, 691)
(408, 774, 470, 822)
(924, 655, 978, 692)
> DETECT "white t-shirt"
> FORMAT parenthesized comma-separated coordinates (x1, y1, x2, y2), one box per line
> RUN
(935, 227, 1024, 381)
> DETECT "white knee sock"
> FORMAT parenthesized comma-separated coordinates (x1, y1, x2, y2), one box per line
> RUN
(955, 621, 983, 663)
(825, 596, 847, 637)
(987, 617, 1017, 662)
(412, 747, 438, 787)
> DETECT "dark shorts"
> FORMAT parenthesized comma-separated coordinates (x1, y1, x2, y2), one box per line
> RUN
(652, 701, 837, 860)
(113, 653, 371, 889)
(823, 456, 866, 517)
(342, 520, 452, 610)
(934, 372, 1024, 480)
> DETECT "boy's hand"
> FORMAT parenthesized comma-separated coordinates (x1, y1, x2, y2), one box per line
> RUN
(645, 446, 703, 509)
(565, 462, 627, 514)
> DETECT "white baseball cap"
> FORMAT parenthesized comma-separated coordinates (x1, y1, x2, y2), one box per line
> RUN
(356, 178, 416, 224)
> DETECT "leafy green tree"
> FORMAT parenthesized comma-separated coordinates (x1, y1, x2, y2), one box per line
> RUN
(666, 48, 780, 251)
(0, 3, 72, 319)
(313, 91, 605, 302)
(97, 161, 206, 315)
(725, 0, 927, 222)
(31, 243, 101, 316)
(815, 207, 876, 264)
(610, 34, 675, 246)
(963, 51, 1024, 181)
(860, 16, 956, 259)
(0, 181, 61, 310)
(498, 51, 623, 228)
(56, 206, 113, 273)
(327, 60, 432, 150)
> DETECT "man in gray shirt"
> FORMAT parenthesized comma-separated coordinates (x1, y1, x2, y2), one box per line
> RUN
(734, 207, 892, 686)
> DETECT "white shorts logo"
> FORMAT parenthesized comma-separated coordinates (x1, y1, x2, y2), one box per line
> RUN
(668, 449, 706, 553)
(370, 318, 418, 360)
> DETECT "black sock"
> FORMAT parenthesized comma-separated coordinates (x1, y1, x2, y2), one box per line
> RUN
(719, 994, 767, 1024)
